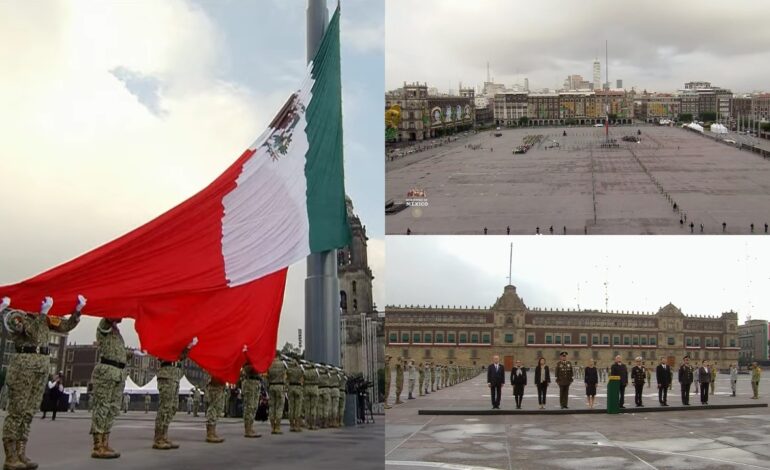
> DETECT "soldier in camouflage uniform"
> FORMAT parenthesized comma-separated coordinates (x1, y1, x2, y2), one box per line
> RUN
(395, 358, 404, 405)
(337, 369, 347, 427)
(192, 386, 200, 417)
(144, 395, 150, 413)
(205, 376, 226, 443)
(90, 316, 135, 459)
(383, 355, 392, 408)
(152, 336, 197, 450)
(301, 360, 320, 430)
(424, 361, 431, 395)
(286, 359, 304, 432)
(1, 296, 82, 469)
(267, 354, 287, 434)
(317, 365, 332, 428)
(240, 362, 263, 438)
(431, 363, 438, 392)
(327, 366, 339, 428)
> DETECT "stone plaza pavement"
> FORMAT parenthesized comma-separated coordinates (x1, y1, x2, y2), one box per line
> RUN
(1, 411, 384, 470)
(385, 372, 770, 469)
(386, 125, 770, 235)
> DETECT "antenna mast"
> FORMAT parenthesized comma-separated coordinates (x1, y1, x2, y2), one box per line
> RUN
(507, 242, 513, 285)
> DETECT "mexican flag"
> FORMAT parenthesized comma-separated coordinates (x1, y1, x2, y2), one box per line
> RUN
(0, 7, 350, 382)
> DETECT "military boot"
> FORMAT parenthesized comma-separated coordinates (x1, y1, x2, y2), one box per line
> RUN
(90, 434, 119, 459)
(244, 422, 261, 438)
(163, 425, 180, 449)
(152, 427, 171, 450)
(15, 440, 36, 470)
(205, 424, 224, 443)
(3, 439, 25, 470)
(271, 420, 282, 435)
(102, 434, 120, 458)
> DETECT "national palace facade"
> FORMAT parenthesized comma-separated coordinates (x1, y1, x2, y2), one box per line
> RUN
(385, 284, 739, 369)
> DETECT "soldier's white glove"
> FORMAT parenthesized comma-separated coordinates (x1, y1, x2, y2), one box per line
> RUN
(40, 296, 53, 315)
(187, 336, 199, 349)
(75, 294, 87, 313)
(0, 297, 9, 311)
(133, 349, 147, 357)
(242, 344, 248, 352)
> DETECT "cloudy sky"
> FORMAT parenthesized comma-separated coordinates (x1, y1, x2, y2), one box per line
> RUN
(0, 0, 383, 348)
(387, 237, 769, 324)
(386, 0, 770, 94)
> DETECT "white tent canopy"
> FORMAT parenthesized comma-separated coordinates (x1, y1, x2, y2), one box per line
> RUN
(123, 375, 144, 394)
(178, 375, 201, 395)
(711, 123, 728, 134)
(686, 122, 704, 133)
(137, 375, 159, 395)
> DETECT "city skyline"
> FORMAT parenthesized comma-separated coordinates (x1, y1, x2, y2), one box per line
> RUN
(387, 0, 770, 94)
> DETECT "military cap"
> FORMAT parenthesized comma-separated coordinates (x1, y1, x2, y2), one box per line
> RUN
(683, 355, 690, 360)
(560, 351, 568, 356)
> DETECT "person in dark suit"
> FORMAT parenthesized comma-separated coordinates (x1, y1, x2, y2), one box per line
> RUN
(534, 357, 550, 410)
(610, 355, 628, 408)
(584, 359, 598, 409)
(509, 359, 527, 409)
(487, 355, 505, 409)
(656, 358, 671, 406)
(699, 360, 713, 405)
(678, 355, 694, 405)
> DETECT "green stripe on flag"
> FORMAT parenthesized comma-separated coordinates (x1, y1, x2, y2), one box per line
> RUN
(305, 6, 351, 252)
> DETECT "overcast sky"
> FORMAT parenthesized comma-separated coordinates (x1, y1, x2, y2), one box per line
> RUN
(386, 0, 770, 94)
(386, 236, 769, 324)
(0, 0, 383, 349)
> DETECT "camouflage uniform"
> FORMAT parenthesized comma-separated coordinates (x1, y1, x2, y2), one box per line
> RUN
(144, 395, 150, 413)
(395, 359, 404, 404)
(192, 387, 200, 417)
(267, 356, 287, 434)
(418, 363, 425, 396)
(153, 349, 189, 450)
(2, 306, 80, 468)
(286, 360, 304, 432)
(337, 371, 347, 427)
(205, 377, 226, 443)
(241, 363, 262, 438)
(328, 368, 340, 428)
(302, 362, 320, 430)
(90, 318, 131, 459)
(318, 367, 332, 428)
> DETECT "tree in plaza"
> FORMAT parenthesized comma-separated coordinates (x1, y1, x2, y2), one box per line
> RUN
(699, 111, 717, 122)
(678, 113, 693, 122)
(518, 116, 529, 127)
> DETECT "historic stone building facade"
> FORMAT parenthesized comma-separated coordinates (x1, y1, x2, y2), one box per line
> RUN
(385, 82, 475, 142)
(338, 198, 383, 389)
(385, 284, 739, 370)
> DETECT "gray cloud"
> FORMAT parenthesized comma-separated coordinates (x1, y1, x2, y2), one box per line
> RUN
(387, 0, 770, 93)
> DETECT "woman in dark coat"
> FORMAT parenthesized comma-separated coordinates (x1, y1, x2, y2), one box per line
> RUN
(534, 358, 550, 410)
(584, 359, 599, 409)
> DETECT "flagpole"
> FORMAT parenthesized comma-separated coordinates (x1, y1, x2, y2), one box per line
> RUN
(304, 0, 341, 367)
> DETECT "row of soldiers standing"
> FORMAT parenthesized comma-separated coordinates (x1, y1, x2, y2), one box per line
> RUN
(383, 355, 478, 408)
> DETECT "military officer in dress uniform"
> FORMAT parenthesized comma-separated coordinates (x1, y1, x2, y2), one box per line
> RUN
(678, 355, 694, 405)
(1, 296, 83, 469)
(153, 336, 197, 450)
(267, 354, 288, 434)
(240, 361, 263, 438)
(395, 357, 404, 405)
(205, 377, 226, 443)
(555, 352, 574, 409)
(631, 357, 646, 407)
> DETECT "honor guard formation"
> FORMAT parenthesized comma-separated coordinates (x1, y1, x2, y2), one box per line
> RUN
(0, 296, 350, 469)
(382, 355, 479, 408)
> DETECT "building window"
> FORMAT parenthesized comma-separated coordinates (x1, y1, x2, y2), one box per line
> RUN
(603, 335, 610, 345)
(482, 334, 490, 343)
(623, 336, 630, 345)
(580, 335, 587, 345)
(649, 336, 656, 345)
(613, 335, 620, 345)
(714, 338, 720, 347)
(436, 333, 444, 343)
(471, 334, 479, 343)
(564, 335, 572, 345)
(505, 334, 514, 344)
(686, 337, 692, 347)
(448, 333, 456, 343)
(668, 337, 675, 346)
(632, 336, 639, 345)
(352, 281, 357, 293)
(555, 335, 562, 344)
(705, 338, 712, 347)
(353, 299, 358, 311)
(459, 334, 467, 344)
(640, 337, 647, 345)
(527, 334, 534, 344)
(545, 335, 552, 344)
(730, 339, 736, 347)
(67, 350, 74, 363)
(694, 338, 700, 347)
(424, 333, 432, 343)
(413, 333, 421, 343)
(340, 291, 347, 310)
(401, 333, 409, 343)
(592, 335, 599, 345)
